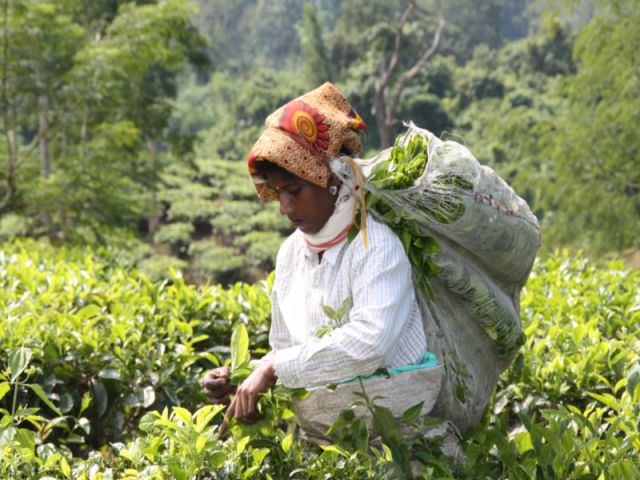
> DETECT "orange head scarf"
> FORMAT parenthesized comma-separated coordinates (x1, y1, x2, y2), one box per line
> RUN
(247, 82, 367, 200)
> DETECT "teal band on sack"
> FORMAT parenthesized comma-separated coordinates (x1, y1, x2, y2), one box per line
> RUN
(310, 351, 438, 389)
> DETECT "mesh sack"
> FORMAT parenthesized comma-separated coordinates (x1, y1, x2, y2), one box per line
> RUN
(335, 123, 541, 433)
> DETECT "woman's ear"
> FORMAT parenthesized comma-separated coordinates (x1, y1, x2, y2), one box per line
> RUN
(328, 175, 340, 189)
(328, 176, 340, 195)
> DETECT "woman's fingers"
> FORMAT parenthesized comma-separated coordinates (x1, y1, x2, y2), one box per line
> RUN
(203, 367, 231, 390)
(204, 383, 235, 399)
(218, 363, 275, 433)
(206, 391, 233, 406)
(235, 388, 264, 425)
(236, 388, 246, 423)
(220, 397, 237, 436)
(203, 367, 236, 404)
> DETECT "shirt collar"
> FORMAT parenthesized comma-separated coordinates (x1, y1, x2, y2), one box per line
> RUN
(297, 233, 348, 267)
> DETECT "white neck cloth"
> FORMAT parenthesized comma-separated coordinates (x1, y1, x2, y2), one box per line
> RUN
(301, 185, 354, 251)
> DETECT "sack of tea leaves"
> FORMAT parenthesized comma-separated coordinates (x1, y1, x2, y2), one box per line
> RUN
(334, 122, 541, 433)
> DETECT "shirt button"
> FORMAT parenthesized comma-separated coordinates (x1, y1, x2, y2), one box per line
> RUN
(314, 279, 320, 287)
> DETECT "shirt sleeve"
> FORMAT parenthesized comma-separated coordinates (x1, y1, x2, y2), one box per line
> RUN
(273, 226, 421, 388)
(254, 241, 295, 369)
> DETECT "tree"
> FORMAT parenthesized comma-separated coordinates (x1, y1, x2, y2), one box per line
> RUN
(299, 4, 333, 90)
(0, 0, 209, 241)
(450, 4, 640, 254)
(372, 0, 451, 148)
(528, 1, 640, 252)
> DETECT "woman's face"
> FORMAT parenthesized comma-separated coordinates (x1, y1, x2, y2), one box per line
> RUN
(266, 169, 338, 235)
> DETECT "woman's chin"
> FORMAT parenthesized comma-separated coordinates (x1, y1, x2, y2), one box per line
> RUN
(297, 224, 320, 235)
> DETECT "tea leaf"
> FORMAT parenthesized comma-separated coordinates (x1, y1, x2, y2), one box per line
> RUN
(98, 369, 121, 381)
(587, 393, 620, 413)
(0, 382, 11, 402)
(320, 444, 349, 457)
(282, 434, 293, 453)
(319, 304, 336, 320)
(401, 401, 424, 425)
(167, 467, 188, 480)
(236, 436, 250, 455)
(325, 419, 347, 436)
(336, 296, 352, 323)
(77, 304, 102, 319)
(172, 407, 193, 426)
(139, 413, 157, 433)
(231, 323, 249, 370)
(119, 449, 133, 461)
(27, 384, 62, 416)
(92, 380, 108, 417)
(627, 362, 640, 398)
(210, 451, 226, 468)
(372, 406, 401, 445)
(9, 347, 33, 382)
(59, 456, 71, 478)
(195, 434, 208, 454)
(253, 448, 269, 465)
(315, 325, 335, 339)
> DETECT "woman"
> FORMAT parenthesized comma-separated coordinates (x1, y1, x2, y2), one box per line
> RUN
(203, 83, 429, 431)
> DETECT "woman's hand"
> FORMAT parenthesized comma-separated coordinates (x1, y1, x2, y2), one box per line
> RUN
(203, 366, 237, 406)
(220, 361, 277, 434)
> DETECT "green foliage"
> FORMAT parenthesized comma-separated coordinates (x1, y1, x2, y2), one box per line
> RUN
(367, 134, 429, 190)
(450, 5, 639, 254)
(153, 222, 194, 248)
(299, 4, 333, 89)
(0, 240, 639, 478)
(362, 134, 444, 299)
(0, 238, 272, 456)
(175, 69, 306, 161)
(0, 0, 210, 240)
(152, 158, 292, 283)
(137, 255, 189, 284)
(316, 295, 352, 338)
(0, 213, 28, 238)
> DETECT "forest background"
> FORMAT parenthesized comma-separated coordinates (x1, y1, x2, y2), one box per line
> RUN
(0, 0, 638, 286)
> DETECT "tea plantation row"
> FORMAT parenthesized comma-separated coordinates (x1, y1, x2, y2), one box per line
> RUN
(0, 239, 638, 479)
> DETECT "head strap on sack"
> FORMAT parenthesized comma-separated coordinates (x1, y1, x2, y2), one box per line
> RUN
(338, 156, 368, 249)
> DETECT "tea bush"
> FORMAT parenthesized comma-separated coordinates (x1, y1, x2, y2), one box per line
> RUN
(0, 239, 271, 451)
(0, 240, 638, 479)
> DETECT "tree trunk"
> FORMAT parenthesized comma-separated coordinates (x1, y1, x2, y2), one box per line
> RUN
(37, 72, 53, 235)
(374, 81, 396, 150)
(37, 75, 50, 179)
(147, 138, 160, 237)
(378, 119, 395, 150)
(372, 5, 448, 151)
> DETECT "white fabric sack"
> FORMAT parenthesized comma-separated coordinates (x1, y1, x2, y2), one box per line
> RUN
(331, 123, 541, 433)
(292, 363, 445, 439)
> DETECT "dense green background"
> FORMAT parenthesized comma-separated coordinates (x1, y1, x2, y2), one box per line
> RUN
(1, 0, 638, 285)
(0, 2, 639, 477)
(0, 240, 637, 478)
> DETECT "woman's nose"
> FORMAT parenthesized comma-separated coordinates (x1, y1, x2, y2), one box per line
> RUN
(279, 193, 294, 215)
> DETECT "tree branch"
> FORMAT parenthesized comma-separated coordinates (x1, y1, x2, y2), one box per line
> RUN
(387, 17, 447, 124)
(376, 51, 386, 80)
(10, 93, 17, 159)
(406, 17, 446, 81)
(0, 121, 54, 212)
(14, 119, 53, 170)
(1, 0, 12, 164)
(381, 0, 415, 89)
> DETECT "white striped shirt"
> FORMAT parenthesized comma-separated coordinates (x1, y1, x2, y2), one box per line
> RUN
(266, 213, 427, 389)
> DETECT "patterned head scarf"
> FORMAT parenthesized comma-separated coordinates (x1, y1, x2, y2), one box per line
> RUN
(247, 82, 367, 200)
